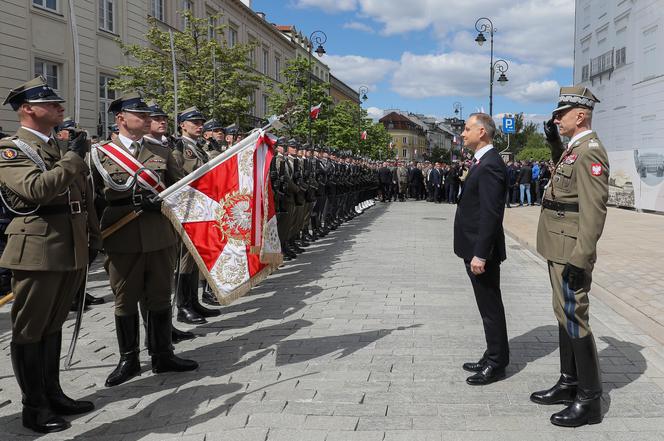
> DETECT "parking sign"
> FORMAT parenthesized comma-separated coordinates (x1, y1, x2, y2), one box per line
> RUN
(503, 116, 516, 134)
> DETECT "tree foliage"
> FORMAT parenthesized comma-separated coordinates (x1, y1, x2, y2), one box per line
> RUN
(424, 146, 451, 164)
(494, 113, 549, 159)
(112, 11, 262, 128)
(265, 56, 333, 142)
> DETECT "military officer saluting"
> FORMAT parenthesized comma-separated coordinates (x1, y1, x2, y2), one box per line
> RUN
(531, 86, 609, 427)
(0, 77, 101, 433)
(92, 93, 198, 388)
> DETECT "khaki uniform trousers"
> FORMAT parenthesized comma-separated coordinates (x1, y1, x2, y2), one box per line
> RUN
(548, 261, 593, 339)
(11, 269, 86, 344)
(106, 247, 176, 316)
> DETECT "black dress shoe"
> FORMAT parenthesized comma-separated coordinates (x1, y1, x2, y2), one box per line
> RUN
(85, 293, 104, 305)
(462, 360, 486, 373)
(466, 365, 506, 385)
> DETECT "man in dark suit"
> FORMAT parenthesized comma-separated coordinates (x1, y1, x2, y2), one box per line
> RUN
(377, 161, 392, 202)
(454, 112, 509, 385)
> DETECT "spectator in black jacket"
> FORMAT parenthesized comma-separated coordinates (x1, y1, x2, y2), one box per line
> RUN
(517, 160, 533, 206)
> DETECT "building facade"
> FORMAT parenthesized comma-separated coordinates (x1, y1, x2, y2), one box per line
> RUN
(1, 0, 356, 139)
(329, 73, 360, 105)
(380, 111, 427, 161)
(574, 0, 664, 212)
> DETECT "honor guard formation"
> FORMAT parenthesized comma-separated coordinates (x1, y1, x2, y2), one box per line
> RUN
(0, 78, 378, 434)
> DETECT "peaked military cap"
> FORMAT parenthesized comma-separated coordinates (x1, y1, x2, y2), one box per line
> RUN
(108, 92, 150, 114)
(178, 106, 205, 123)
(553, 86, 600, 114)
(287, 138, 300, 149)
(203, 119, 224, 132)
(56, 117, 77, 131)
(147, 101, 168, 117)
(224, 123, 238, 135)
(108, 123, 119, 134)
(3, 76, 65, 111)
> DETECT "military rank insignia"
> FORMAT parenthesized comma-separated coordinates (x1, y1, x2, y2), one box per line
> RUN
(1, 148, 18, 160)
(591, 163, 602, 176)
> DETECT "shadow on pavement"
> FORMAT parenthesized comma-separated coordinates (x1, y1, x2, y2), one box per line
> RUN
(506, 324, 558, 378)
(598, 335, 646, 415)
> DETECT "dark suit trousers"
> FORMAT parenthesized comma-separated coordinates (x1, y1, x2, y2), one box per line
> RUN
(464, 259, 509, 367)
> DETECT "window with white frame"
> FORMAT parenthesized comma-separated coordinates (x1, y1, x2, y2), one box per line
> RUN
(208, 14, 217, 40)
(180, 0, 193, 29)
(150, 0, 165, 21)
(262, 94, 269, 117)
(33, 0, 58, 12)
(642, 25, 658, 80)
(99, 74, 117, 139)
(275, 55, 281, 81)
(262, 48, 269, 75)
(403, 136, 407, 144)
(34, 59, 60, 90)
(402, 148, 407, 158)
(99, 0, 115, 33)
(248, 37, 257, 66)
(228, 25, 238, 48)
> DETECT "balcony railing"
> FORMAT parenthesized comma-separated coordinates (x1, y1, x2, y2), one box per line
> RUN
(590, 49, 614, 78)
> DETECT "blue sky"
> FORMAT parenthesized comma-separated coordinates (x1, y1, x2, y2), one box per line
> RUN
(251, 0, 575, 126)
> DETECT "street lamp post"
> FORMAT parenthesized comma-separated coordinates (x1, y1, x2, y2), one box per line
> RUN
(358, 85, 368, 153)
(474, 17, 509, 116)
(308, 30, 327, 145)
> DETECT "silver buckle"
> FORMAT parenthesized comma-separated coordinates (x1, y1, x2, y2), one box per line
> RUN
(70, 201, 82, 214)
(132, 194, 143, 206)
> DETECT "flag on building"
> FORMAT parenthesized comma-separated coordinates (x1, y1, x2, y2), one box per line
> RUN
(310, 102, 322, 119)
(360, 130, 367, 140)
(159, 130, 282, 305)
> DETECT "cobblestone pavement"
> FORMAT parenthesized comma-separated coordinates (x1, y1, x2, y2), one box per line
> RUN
(1, 201, 664, 440)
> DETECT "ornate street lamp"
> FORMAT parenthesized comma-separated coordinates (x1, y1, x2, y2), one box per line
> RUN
(358, 85, 369, 153)
(474, 17, 509, 116)
(308, 30, 327, 145)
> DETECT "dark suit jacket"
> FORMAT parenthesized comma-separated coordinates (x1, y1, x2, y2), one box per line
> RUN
(378, 166, 392, 184)
(453, 147, 507, 262)
(430, 168, 442, 186)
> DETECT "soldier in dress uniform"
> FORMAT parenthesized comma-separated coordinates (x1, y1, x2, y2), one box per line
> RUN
(92, 93, 198, 388)
(144, 102, 172, 148)
(0, 77, 100, 433)
(172, 107, 221, 324)
(530, 86, 609, 428)
(202, 119, 225, 159)
(54, 117, 77, 141)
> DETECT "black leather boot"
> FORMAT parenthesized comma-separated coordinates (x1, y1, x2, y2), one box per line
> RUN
(148, 308, 199, 374)
(531, 325, 577, 405)
(11, 342, 70, 433)
(290, 239, 304, 253)
(105, 314, 141, 387)
(551, 334, 603, 427)
(176, 273, 206, 325)
(302, 228, 314, 242)
(43, 332, 94, 415)
(282, 242, 297, 260)
(201, 282, 220, 306)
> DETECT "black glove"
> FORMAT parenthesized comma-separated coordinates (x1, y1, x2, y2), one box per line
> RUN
(562, 263, 586, 291)
(141, 194, 163, 212)
(88, 247, 99, 265)
(174, 138, 185, 153)
(543, 118, 561, 146)
(67, 131, 89, 158)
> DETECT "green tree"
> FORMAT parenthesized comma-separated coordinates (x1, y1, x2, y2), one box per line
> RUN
(516, 133, 551, 161)
(112, 11, 262, 128)
(265, 56, 333, 142)
(325, 100, 390, 158)
(424, 146, 451, 164)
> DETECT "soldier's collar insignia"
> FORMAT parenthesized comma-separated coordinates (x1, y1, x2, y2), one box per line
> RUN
(1, 148, 18, 160)
(564, 154, 578, 164)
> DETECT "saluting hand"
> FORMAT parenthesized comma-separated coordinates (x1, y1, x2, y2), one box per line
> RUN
(470, 256, 486, 275)
(67, 131, 89, 158)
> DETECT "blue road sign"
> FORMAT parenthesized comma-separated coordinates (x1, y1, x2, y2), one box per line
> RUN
(503, 116, 516, 134)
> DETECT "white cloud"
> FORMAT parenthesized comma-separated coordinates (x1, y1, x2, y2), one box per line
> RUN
(505, 80, 560, 103)
(291, 0, 357, 13)
(301, 0, 574, 69)
(321, 54, 399, 90)
(390, 51, 552, 101)
(343, 21, 375, 33)
(366, 106, 385, 121)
